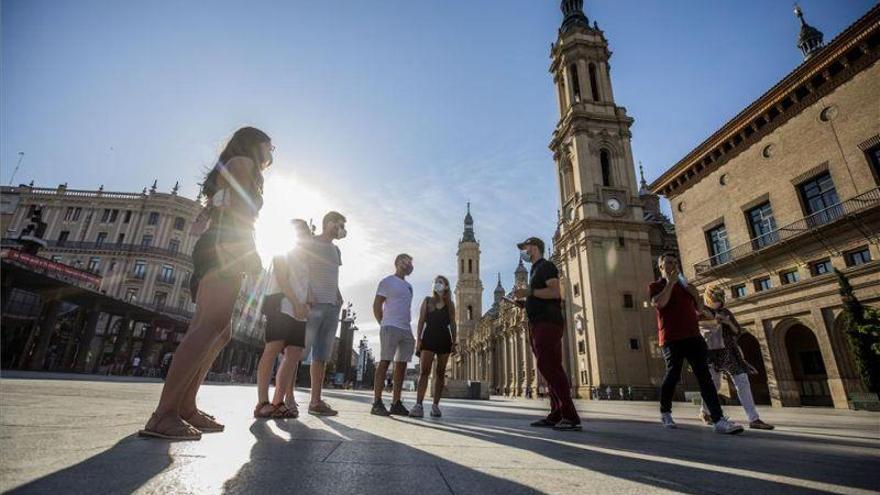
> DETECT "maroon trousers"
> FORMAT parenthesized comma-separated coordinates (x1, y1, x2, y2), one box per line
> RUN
(530, 320, 580, 423)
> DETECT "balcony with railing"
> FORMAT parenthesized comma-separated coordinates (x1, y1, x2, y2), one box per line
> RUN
(44, 240, 191, 263)
(694, 187, 880, 276)
(155, 273, 177, 285)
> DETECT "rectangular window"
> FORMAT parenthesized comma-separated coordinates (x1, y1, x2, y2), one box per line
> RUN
(147, 212, 160, 225)
(123, 210, 132, 223)
(125, 288, 138, 302)
(72, 207, 82, 221)
(174, 217, 185, 230)
(100, 209, 111, 223)
(141, 235, 153, 247)
(57, 231, 70, 246)
(845, 246, 872, 267)
(618, 236, 625, 248)
(87, 257, 100, 273)
(133, 260, 147, 279)
(629, 338, 640, 350)
(96, 232, 108, 247)
(109, 209, 119, 223)
(168, 239, 180, 254)
(747, 202, 778, 249)
(51, 255, 63, 263)
(780, 269, 800, 285)
(577, 341, 586, 354)
(623, 294, 634, 308)
(154, 291, 167, 307)
(573, 283, 580, 297)
(117, 233, 125, 244)
(810, 258, 833, 276)
(706, 224, 731, 265)
(754, 277, 772, 292)
(799, 172, 841, 227)
(731, 284, 747, 299)
(159, 264, 174, 283)
(865, 142, 880, 184)
(109, 260, 117, 272)
(64, 207, 75, 221)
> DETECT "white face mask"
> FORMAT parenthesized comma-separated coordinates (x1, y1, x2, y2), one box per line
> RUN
(433, 282, 446, 293)
(520, 250, 532, 263)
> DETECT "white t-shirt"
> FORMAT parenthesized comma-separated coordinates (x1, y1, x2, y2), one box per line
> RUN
(376, 274, 413, 331)
(267, 247, 309, 320)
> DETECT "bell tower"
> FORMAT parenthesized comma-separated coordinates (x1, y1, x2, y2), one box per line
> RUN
(453, 203, 483, 380)
(549, 1, 664, 397)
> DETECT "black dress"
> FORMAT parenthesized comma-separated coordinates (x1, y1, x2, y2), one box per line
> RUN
(419, 297, 453, 354)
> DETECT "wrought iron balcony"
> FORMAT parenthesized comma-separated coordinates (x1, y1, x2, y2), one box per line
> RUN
(694, 187, 880, 276)
(155, 274, 177, 285)
(41, 240, 192, 264)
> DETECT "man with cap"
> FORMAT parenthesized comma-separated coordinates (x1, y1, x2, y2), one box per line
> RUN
(513, 237, 581, 431)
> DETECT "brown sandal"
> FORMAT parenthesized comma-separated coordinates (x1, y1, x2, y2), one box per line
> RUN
(185, 410, 225, 432)
(138, 413, 202, 441)
(275, 403, 298, 419)
(254, 401, 277, 418)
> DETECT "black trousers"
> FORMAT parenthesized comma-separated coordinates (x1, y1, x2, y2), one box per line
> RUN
(660, 336, 724, 422)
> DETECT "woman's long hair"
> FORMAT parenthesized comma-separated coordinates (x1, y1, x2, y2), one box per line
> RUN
(201, 126, 271, 200)
(431, 275, 455, 321)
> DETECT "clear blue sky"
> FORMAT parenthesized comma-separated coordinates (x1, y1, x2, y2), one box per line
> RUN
(2, 0, 874, 352)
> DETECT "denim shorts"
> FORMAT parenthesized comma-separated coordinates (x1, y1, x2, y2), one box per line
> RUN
(304, 303, 341, 362)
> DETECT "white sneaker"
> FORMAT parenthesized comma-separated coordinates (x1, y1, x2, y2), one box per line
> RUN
(431, 404, 442, 418)
(713, 417, 744, 435)
(660, 412, 677, 429)
(409, 404, 424, 418)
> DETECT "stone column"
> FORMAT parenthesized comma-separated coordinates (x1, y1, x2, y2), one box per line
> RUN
(73, 307, 104, 372)
(761, 318, 799, 407)
(28, 296, 63, 370)
(812, 307, 852, 409)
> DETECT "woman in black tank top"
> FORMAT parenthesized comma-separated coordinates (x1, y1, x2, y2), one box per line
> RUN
(411, 275, 457, 418)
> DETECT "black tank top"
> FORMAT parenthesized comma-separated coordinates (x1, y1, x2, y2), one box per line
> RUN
(422, 297, 451, 337)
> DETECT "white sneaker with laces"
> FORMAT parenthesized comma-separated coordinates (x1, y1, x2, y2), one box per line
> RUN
(409, 404, 424, 418)
(431, 404, 442, 417)
(660, 412, 677, 429)
(713, 417, 745, 435)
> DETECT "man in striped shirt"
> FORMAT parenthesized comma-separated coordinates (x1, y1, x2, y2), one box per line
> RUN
(303, 211, 346, 416)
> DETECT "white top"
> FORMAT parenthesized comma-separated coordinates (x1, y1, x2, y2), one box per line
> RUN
(376, 274, 413, 331)
(267, 247, 309, 320)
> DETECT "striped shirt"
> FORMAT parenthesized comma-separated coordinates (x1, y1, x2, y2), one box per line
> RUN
(305, 238, 341, 304)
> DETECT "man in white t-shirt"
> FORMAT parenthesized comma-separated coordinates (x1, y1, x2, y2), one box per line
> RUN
(371, 254, 415, 416)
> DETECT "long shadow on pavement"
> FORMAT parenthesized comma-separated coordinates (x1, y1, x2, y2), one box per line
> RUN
(5, 434, 173, 495)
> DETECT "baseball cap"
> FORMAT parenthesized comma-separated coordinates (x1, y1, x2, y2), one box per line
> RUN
(516, 236, 545, 253)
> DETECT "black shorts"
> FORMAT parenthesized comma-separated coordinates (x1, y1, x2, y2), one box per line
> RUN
(262, 294, 306, 347)
(190, 227, 258, 302)
(419, 327, 453, 355)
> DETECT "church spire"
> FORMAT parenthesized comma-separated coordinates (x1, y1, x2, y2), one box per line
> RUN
(462, 202, 476, 242)
(794, 4, 824, 60)
(560, 0, 589, 33)
(638, 161, 649, 195)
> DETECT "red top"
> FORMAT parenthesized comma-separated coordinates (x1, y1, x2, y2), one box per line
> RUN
(648, 279, 700, 346)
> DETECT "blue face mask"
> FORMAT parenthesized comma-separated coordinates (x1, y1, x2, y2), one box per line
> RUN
(520, 250, 532, 264)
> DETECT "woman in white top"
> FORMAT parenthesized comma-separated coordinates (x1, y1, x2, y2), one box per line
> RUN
(255, 219, 312, 418)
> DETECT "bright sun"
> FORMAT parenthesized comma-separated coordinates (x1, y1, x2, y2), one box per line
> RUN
(253, 169, 380, 285)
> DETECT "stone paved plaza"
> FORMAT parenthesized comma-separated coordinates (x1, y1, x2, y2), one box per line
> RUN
(1, 372, 879, 494)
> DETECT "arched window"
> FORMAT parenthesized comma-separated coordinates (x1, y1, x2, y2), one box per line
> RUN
(561, 163, 574, 199)
(600, 149, 612, 187)
(588, 63, 600, 102)
(467, 305, 473, 320)
(569, 64, 581, 103)
(460, 259, 464, 274)
(468, 259, 473, 273)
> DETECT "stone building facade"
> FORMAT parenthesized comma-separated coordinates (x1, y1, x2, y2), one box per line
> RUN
(649, 5, 880, 408)
(0, 181, 264, 376)
(547, 1, 677, 398)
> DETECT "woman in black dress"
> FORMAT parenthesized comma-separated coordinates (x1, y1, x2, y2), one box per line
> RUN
(411, 275, 457, 418)
(140, 127, 272, 440)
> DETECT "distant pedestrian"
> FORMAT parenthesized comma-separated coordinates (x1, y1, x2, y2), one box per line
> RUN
(514, 237, 581, 431)
(411, 275, 457, 418)
(649, 253, 743, 434)
(371, 254, 416, 417)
